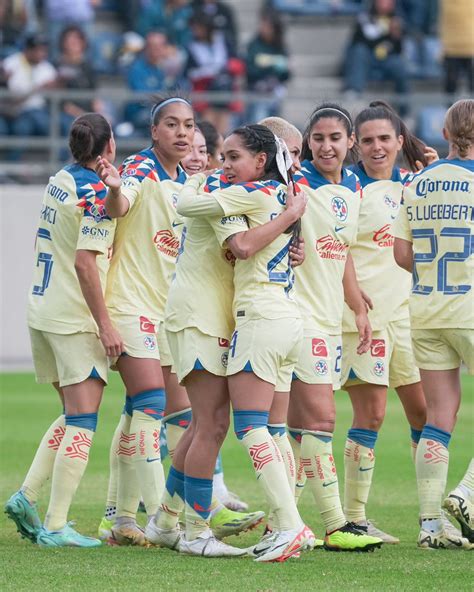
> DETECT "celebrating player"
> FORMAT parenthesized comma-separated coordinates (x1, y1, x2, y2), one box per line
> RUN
(394, 99, 474, 550)
(284, 103, 382, 552)
(339, 101, 430, 543)
(5, 113, 119, 547)
(172, 124, 313, 561)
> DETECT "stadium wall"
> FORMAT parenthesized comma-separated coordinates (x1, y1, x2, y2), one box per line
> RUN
(1, 186, 42, 370)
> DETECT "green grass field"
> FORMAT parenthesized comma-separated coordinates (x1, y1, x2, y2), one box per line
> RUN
(0, 372, 472, 591)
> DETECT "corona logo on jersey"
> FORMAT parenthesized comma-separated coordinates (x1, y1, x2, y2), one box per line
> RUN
(331, 196, 348, 221)
(370, 339, 386, 357)
(316, 235, 349, 261)
(311, 338, 328, 357)
(139, 316, 156, 334)
(153, 229, 180, 258)
(372, 224, 394, 248)
(414, 177, 470, 198)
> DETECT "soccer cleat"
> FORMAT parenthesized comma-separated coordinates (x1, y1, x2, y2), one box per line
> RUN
(417, 527, 473, 550)
(441, 510, 463, 538)
(324, 522, 383, 552)
(354, 519, 399, 544)
(254, 525, 315, 562)
(145, 517, 182, 550)
(98, 516, 114, 541)
(219, 490, 249, 513)
(37, 523, 102, 548)
(210, 506, 265, 539)
(180, 529, 248, 557)
(443, 490, 474, 543)
(4, 490, 42, 543)
(108, 522, 148, 546)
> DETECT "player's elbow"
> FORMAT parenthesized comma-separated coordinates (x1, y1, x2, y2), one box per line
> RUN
(228, 235, 251, 260)
(74, 250, 96, 278)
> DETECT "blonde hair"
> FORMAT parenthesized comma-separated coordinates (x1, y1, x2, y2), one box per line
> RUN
(258, 116, 302, 143)
(445, 99, 474, 158)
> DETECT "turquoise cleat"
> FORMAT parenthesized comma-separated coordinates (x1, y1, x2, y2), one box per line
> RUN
(37, 523, 102, 548)
(5, 490, 42, 543)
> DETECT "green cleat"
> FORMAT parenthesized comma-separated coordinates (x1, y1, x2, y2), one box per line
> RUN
(37, 523, 102, 548)
(210, 506, 265, 539)
(5, 490, 42, 543)
(98, 516, 115, 541)
(324, 522, 383, 552)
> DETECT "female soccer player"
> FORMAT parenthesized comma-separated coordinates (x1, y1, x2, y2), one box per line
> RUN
(98, 96, 258, 545)
(339, 101, 430, 543)
(394, 99, 474, 550)
(198, 120, 224, 168)
(5, 113, 120, 547)
(175, 124, 314, 562)
(284, 103, 382, 552)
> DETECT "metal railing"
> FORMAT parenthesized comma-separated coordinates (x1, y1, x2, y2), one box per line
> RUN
(0, 87, 463, 181)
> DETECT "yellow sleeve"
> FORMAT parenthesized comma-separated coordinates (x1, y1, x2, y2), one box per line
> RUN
(77, 213, 115, 254)
(215, 185, 260, 217)
(177, 174, 225, 217)
(393, 199, 412, 242)
(211, 214, 249, 247)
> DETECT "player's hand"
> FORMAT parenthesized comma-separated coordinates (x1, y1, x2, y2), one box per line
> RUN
(99, 324, 124, 358)
(355, 312, 372, 355)
(289, 237, 305, 267)
(285, 182, 308, 221)
(96, 156, 122, 190)
(360, 288, 374, 312)
(414, 146, 439, 171)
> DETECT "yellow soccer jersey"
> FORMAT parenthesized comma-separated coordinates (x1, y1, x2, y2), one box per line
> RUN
(294, 161, 361, 333)
(166, 173, 248, 338)
(342, 164, 412, 332)
(178, 174, 300, 320)
(106, 148, 186, 320)
(27, 164, 115, 334)
(394, 159, 474, 329)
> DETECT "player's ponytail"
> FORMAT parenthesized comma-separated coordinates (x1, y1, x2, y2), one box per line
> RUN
(444, 99, 474, 158)
(354, 100, 427, 171)
(69, 113, 112, 165)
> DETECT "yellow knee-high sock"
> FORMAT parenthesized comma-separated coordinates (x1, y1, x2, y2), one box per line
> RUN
(411, 428, 423, 463)
(103, 411, 127, 517)
(288, 427, 306, 505)
(416, 425, 451, 521)
(44, 414, 96, 531)
(344, 429, 377, 523)
(22, 414, 65, 503)
(116, 411, 141, 520)
(235, 410, 302, 532)
(156, 465, 185, 530)
(301, 431, 346, 532)
(459, 458, 474, 502)
(164, 408, 192, 459)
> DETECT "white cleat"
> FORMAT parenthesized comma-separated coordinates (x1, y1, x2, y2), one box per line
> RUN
(417, 527, 473, 550)
(355, 519, 400, 544)
(145, 517, 182, 550)
(254, 525, 315, 562)
(443, 489, 474, 543)
(179, 529, 248, 557)
(441, 510, 462, 538)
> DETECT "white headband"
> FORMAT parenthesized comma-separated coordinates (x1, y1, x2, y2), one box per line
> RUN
(274, 135, 293, 184)
(314, 107, 352, 130)
(151, 98, 192, 122)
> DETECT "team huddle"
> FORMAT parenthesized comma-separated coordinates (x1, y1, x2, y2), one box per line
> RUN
(5, 95, 474, 561)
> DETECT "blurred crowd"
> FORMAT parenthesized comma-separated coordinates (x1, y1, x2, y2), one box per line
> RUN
(0, 0, 472, 148)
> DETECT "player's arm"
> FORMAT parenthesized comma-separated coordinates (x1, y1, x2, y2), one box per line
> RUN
(177, 173, 225, 217)
(226, 183, 307, 260)
(75, 250, 124, 358)
(96, 156, 130, 218)
(343, 253, 372, 354)
(394, 238, 413, 273)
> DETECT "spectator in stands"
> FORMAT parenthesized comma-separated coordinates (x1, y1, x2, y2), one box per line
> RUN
(125, 31, 185, 133)
(44, 0, 100, 61)
(245, 10, 290, 123)
(342, 0, 410, 107)
(0, 0, 39, 59)
(192, 0, 238, 55)
(185, 11, 238, 134)
(55, 25, 105, 135)
(1, 34, 57, 147)
(135, 0, 193, 48)
(440, 0, 474, 97)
